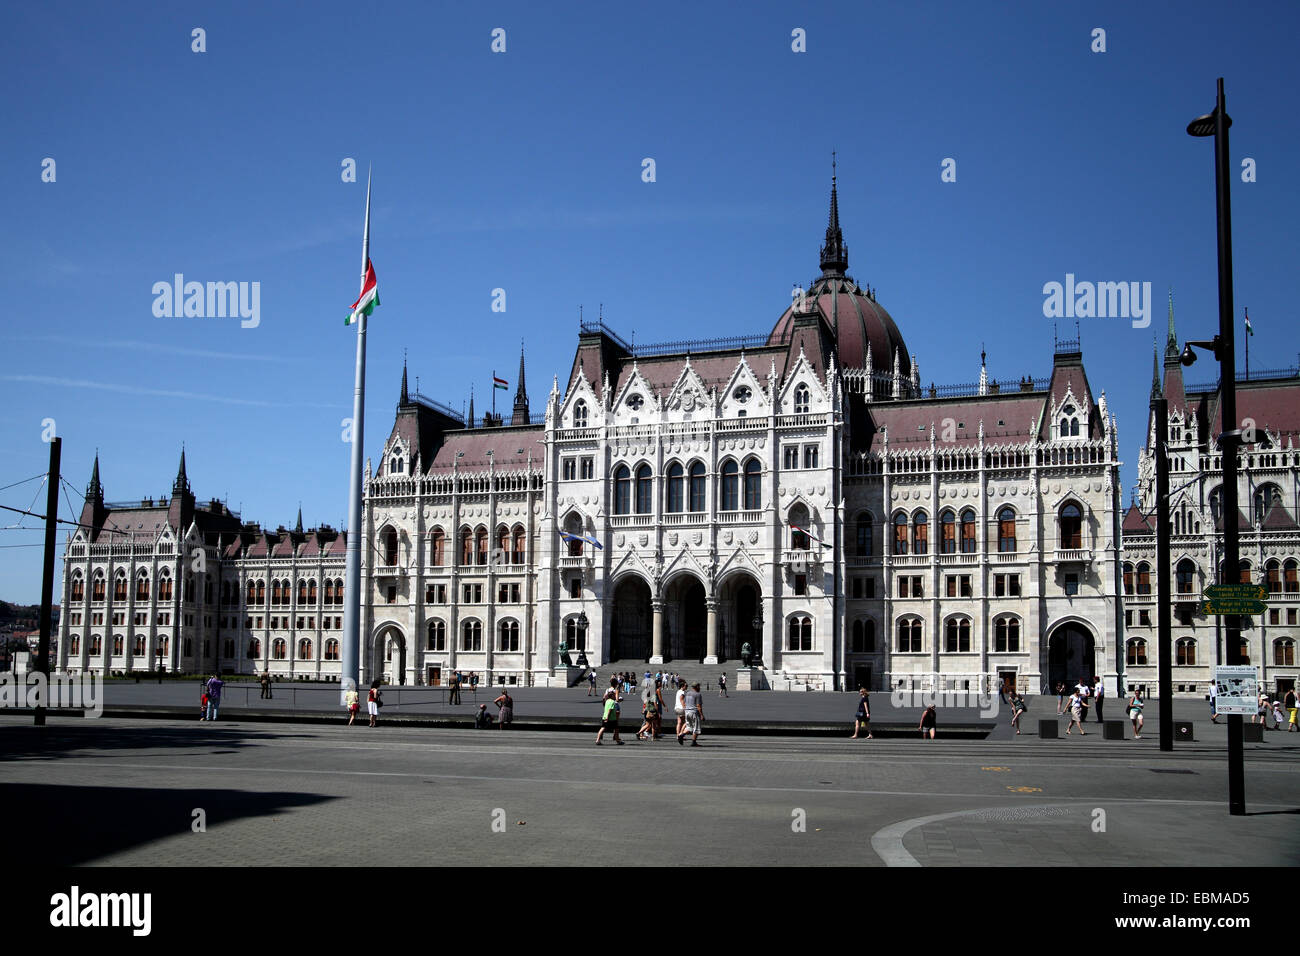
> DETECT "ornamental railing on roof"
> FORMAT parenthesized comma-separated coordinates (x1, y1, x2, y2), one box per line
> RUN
(412, 392, 466, 422)
(579, 319, 633, 352)
(630, 330, 788, 357)
(1186, 365, 1299, 394)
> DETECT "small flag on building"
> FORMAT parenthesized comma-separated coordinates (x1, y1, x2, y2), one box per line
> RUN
(493, 375, 509, 390)
(791, 524, 829, 549)
(346, 259, 379, 325)
(559, 529, 603, 550)
(1244, 308, 1253, 336)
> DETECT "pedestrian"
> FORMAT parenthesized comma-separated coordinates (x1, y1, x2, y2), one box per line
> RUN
(205, 674, 224, 722)
(1255, 693, 1269, 725)
(653, 678, 665, 739)
(494, 687, 513, 728)
(471, 672, 479, 701)
(1271, 698, 1287, 730)
(1285, 686, 1298, 732)
(367, 681, 381, 728)
(1064, 689, 1086, 735)
(595, 689, 623, 745)
(260, 670, 272, 700)
(474, 703, 493, 728)
(679, 682, 704, 746)
(998, 676, 1009, 705)
(850, 687, 873, 739)
(718, 673, 728, 697)
(1055, 682, 1066, 715)
(919, 703, 937, 739)
(637, 691, 657, 740)
(673, 680, 687, 738)
(1010, 691, 1028, 735)
(1092, 675, 1104, 723)
(199, 687, 209, 721)
(345, 686, 360, 725)
(587, 670, 597, 696)
(1209, 681, 1219, 724)
(448, 670, 462, 705)
(1076, 678, 1091, 723)
(1128, 689, 1145, 738)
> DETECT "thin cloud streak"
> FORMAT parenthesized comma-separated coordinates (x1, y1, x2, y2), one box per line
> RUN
(14, 335, 285, 363)
(1, 375, 344, 409)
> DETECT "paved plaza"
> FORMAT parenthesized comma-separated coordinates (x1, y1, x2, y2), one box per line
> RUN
(2, 710, 1296, 866)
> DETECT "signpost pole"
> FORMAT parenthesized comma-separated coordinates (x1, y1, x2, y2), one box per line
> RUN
(1155, 399, 1173, 751)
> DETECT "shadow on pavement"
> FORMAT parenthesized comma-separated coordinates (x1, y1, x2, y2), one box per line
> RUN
(0, 722, 314, 761)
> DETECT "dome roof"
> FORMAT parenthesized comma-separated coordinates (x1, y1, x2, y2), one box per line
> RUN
(766, 172, 913, 380)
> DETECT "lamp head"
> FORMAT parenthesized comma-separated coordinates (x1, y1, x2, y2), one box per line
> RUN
(1180, 343, 1197, 367)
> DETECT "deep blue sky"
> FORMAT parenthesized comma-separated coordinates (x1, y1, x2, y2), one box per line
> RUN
(3, 1, 1298, 602)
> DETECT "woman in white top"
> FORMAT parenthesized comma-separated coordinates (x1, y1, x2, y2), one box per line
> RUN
(674, 681, 687, 737)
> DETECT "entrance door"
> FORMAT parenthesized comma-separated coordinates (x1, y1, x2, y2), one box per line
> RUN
(998, 669, 1017, 697)
(427, 665, 441, 686)
(1048, 624, 1094, 691)
(853, 665, 872, 692)
(1276, 676, 1295, 697)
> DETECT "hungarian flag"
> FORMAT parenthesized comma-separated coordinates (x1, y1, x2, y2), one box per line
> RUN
(493, 375, 508, 391)
(792, 524, 829, 549)
(346, 259, 379, 325)
(1244, 308, 1253, 336)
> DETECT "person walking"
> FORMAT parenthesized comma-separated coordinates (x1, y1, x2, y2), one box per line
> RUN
(1076, 678, 1091, 723)
(345, 686, 360, 725)
(367, 681, 381, 728)
(260, 670, 272, 700)
(1092, 675, 1104, 723)
(595, 689, 623, 745)
(1254, 693, 1269, 725)
(919, 703, 937, 739)
(679, 682, 705, 746)
(470, 672, 479, 701)
(850, 687, 873, 739)
(1010, 691, 1028, 735)
(493, 688, 513, 729)
(653, 678, 666, 739)
(204, 674, 224, 722)
(1128, 689, 1145, 738)
(1284, 686, 1298, 732)
(448, 670, 462, 706)
(1055, 682, 1066, 715)
(587, 670, 597, 696)
(1209, 680, 1219, 724)
(1064, 689, 1086, 735)
(673, 680, 687, 738)
(718, 673, 728, 698)
(998, 676, 1009, 705)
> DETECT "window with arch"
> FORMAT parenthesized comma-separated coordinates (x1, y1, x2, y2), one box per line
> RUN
(634, 464, 653, 514)
(1176, 559, 1197, 595)
(997, 507, 1016, 552)
(957, 509, 975, 554)
(851, 619, 876, 653)
(390, 454, 404, 475)
(665, 462, 684, 513)
(512, 525, 525, 565)
(743, 459, 762, 510)
(573, 400, 588, 428)
(944, 617, 971, 653)
(134, 635, 146, 656)
(461, 619, 483, 651)
(688, 461, 706, 512)
(272, 638, 287, 660)
(298, 638, 313, 660)
(112, 635, 123, 656)
(495, 524, 511, 564)
(1237, 560, 1252, 585)
(787, 615, 812, 651)
(994, 616, 1020, 652)
(382, 526, 399, 566)
(1123, 562, 1134, 595)
(92, 572, 105, 602)
(613, 464, 631, 515)
(498, 619, 520, 652)
(256, 580, 266, 605)
(427, 620, 446, 651)
(475, 527, 488, 566)
(1059, 404, 1080, 438)
(1136, 562, 1152, 595)
(1059, 502, 1083, 550)
(136, 572, 150, 601)
(1209, 487, 1223, 526)
(70, 636, 80, 655)
(430, 528, 445, 566)
(89, 635, 102, 656)
(297, 579, 307, 604)
(1254, 483, 1282, 524)
(893, 512, 909, 555)
(896, 617, 923, 653)
(333, 579, 343, 605)
(113, 571, 128, 601)
(793, 383, 810, 414)
(720, 460, 739, 512)
(271, 580, 282, 606)
(248, 638, 261, 659)
(1286, 559, 1299, 593)
(460, 526, 473, 565)
(565, 616, 588, 651)
(789, 504, 810, 550)
(1126, 638, 1148, 666)
(158, 572, 173, 601)
(1275, 638, 1295, 667)
(1265, 559, 1282, 594)
(1175, 637, 1196, 666)
(1238, 637, 1251, 665)
(940, 510, 956, 554)
(325, 639, 340, 661)
(70, 573, 84, 603)
(564, 513, 584, 556)
(854, 514, 873, 558)
(912, 511, 928, 556)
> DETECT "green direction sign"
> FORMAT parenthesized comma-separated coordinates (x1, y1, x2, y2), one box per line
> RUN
(1201, 599, 1267, 616)
(1204, 584, 1268, 601)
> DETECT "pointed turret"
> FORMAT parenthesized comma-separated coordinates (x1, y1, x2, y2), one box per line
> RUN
(468, 387, 475, 429)
(1150, 339, 1161, 400)
(168, 446, 195, 532)
(1165, 289, 1178, 357)
(978, 345, 988, 396)
(295, 505, 303, 535)
(87, 452, 103, 503)
(511, 341, 530, 426)
(399, 356, 409, 406)
(818, 154, 848, 277)
(173, 446, 190, 496)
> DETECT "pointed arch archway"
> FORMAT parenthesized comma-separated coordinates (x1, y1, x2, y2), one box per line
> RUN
(715, 569, 761, 663)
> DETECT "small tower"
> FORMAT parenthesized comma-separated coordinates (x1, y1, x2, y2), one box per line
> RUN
(399, 355, 410, 406)
(511, 341, 530, 426)
(819, 152, 848, 277)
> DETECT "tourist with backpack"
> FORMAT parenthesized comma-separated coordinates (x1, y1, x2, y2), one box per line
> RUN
(595, 689, 623, 745)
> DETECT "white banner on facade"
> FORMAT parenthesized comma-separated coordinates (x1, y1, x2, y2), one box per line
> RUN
(1212, 665, 1259, 716)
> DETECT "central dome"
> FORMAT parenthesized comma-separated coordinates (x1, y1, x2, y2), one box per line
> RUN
(766, 176, 913, 379)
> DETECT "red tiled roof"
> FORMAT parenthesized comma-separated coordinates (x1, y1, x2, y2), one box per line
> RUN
(1262, 499, 1298, 531)
(426, 425, 544, 473)
(863, 394, 1045, 450)
(1122, 502, 1153, 533)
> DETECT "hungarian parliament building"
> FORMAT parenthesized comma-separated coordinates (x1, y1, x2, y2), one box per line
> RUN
(54, 183, 1300, 697)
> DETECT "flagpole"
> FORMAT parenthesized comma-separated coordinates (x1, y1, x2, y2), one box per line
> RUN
(341, 169, 371, 703)
(492, 369, 497, 421)
(1244, 308, 1249, 380)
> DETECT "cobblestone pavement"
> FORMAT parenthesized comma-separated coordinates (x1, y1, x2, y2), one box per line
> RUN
(1, 715, 1295, 866)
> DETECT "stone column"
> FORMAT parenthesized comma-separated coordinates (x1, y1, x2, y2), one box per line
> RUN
(704, 599, 719, 664)
(650, 600, 665, 664)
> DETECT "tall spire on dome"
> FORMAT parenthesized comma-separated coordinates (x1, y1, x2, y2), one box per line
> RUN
(173, 445, 190, 496)
(1150, 337, 1162, 399)
(468, 386, 475, 428)
(512, 340, 530, 426)
(399, 352, 409, 405)
(1165, 288, 1179, 359)
(819, 152, 848, 277)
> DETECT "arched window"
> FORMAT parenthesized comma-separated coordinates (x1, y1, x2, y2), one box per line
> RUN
(112, 635, 123, 655)
(893, 511, 909, 555)
(997, 507, 1016, 552)
(1286, 559, 1299, 593)
(743, 459, 762, 510)
(564, 513, 584, 556)
(307, 579, 316, 603)
(665, 462, 684, 513)
(273, 638, 287, 660)
(994, 616, 1020, 652)
(634, 464, 653, 514)
(896, 617, 922, 653)
(496, 524, 510, 565)
(573, 400, 588, 427)
(70, 636, 80, 655)
(246, 580, 257, 605)
(427, 620, 446, 651)
(89, 635, 102, 656)
(113, 571, 127, 601)
(688, 461, 706, 512)
(1123, 562, 1134, 595)
(158, 572, 173, 602)
(475, 527, 488, 566)
(136, 571, 150, 601)
(70, 573, 84, 603)
(256, 580, 266, 605)
(720, 460, 739, 512)
(613, 465, 631, 515)
(134, 635, 146, 656)
(333, 579, 343, 604)
(1059, 404, 1080, 438)
(944, 617, 971, 653)
(912, 511, 928, 555)
(940, 510, 956, 554)
(1237, 637, 1250, 665)
(298, 638, 313, 660)
(460, 526, 473, 565)
(1175, 637, 1196, 666)
(325, 639, 340, 661)
(92, 572, 105, 602)
(382, 526, 399, 566)
(498, 619, 520, 652)
(390, 454, 404, 475)
(789, 504, 810, 550)
(204, 575, 213, 604)
(1274, 638, 1295, 666)
(248, 638, 261, 659)
(793, 384, 810, 414)
(565, 615, 588, 651)
(851, 619, 876, 653)
(1059, 502, 1083, 550)
(430, 528, 445, 567)
(1265, 559, 1282, 594)
(854, 514, 873, 558)
(1254, 483, 1281, 524)
(786, 615, 812, 651)
(1177, 559, 1197, 595)
(461, 620, 483, 651)
(512, 526, 526, 565)
(271, 580, 282, 606)
(1237, 560, 1252, 585)
(297, 579, 307, 604)
(1136, 562, 1152, 595)
(1126, 638, 1148, 666)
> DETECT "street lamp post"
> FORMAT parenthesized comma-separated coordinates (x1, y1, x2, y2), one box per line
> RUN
(1184, 76, 1245, 815)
